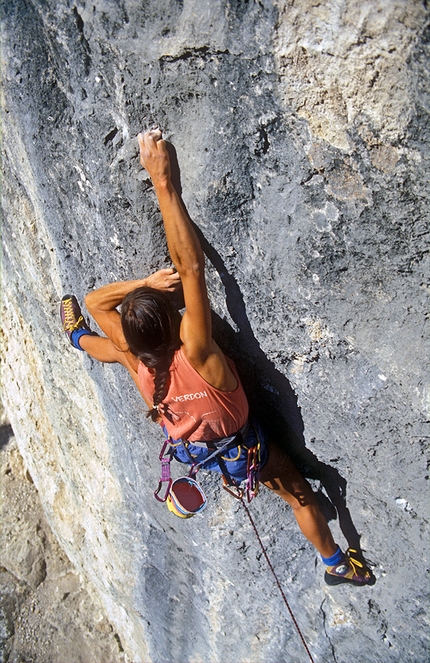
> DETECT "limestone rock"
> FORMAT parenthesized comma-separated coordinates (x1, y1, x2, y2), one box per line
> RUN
(0, 423, 126, 663)
(1, 442, 47, 591)
(2, 1, 429, 662)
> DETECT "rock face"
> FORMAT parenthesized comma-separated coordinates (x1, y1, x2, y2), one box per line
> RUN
(2, 1, 429, 662)
(0, 414, 126, 663)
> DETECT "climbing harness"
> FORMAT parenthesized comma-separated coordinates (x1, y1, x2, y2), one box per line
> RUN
(240, 498, 316, 663)
(154, 421, 260, 515)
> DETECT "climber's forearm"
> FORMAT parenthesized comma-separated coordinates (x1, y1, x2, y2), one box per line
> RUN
(138, 129, 204, 277)
(85, 279, 147, 314)
(153, 180, 204, 276)
(83, 267, 181, 352)
(83, 280, 143, 350)
(84, 268, 181, 316)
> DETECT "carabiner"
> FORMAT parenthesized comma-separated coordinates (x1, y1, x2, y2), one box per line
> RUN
(154, 439, 173, 502)
(187, 462, 199, 479)
(158, 438, 171, 460)
(222, 476, 244, 500)
(154, 476, 173, 502)
(245, 445, 260, 503)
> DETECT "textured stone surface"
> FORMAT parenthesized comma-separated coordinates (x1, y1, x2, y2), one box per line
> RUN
(0, 418, 126, 663)
(1, 1, 429, 662)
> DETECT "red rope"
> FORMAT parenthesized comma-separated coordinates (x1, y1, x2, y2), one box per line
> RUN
(240, 498, 316, 663)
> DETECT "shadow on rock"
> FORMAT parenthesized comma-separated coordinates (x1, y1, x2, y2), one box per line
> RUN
(201, 236, 363, 553)
(0, 421, 14, 451)
(166, 141, 364, 553)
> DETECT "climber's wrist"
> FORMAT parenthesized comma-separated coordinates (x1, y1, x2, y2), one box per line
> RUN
(152, 176, 172, 193)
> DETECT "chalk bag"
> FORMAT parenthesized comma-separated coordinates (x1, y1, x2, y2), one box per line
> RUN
(166, 477, 207, 519)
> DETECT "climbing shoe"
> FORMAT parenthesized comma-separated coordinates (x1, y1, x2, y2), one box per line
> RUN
(60, 295, 96, 351)
(324, 548, 375, 586)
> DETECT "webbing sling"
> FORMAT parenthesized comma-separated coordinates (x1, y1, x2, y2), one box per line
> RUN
(182, 434, 242, 479)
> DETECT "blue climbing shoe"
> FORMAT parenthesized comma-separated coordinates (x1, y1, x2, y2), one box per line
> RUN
(325, 548, 375, 586)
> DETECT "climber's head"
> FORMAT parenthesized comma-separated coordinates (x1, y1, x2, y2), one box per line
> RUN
(121, 286, 181, 366)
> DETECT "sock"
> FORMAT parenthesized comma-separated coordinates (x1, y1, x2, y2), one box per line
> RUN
(321, 545, 345, 567)
(71, 328, 93, 351)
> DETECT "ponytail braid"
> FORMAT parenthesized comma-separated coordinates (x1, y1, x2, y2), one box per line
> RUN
(147, 359, 171, 422)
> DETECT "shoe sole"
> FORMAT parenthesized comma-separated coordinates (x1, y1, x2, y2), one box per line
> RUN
(324, 571, 376, 586)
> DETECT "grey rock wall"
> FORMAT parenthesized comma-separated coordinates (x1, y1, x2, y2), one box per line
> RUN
(2, 1, 429, 661)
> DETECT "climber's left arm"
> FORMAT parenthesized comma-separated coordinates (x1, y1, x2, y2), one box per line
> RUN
(84, 268, 181, 350)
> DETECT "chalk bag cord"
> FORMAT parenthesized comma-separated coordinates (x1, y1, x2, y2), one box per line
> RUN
(240, 498, 316, 663)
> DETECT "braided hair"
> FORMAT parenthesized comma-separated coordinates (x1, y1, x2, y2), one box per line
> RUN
(121, 286, 181, 421)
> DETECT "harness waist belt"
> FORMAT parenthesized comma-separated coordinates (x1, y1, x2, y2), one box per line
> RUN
(186, 421, 249, 449)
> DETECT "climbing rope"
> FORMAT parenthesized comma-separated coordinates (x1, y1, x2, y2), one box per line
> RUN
(240, 498, 316, 663)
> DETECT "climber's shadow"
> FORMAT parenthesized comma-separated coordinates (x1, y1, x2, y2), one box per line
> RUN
(199, 235, 362, 552)
(164, 142, 362, 551)
(0, 421, 14, 450)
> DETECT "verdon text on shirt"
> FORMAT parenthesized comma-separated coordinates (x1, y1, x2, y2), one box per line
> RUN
(171, 391, 208, 402)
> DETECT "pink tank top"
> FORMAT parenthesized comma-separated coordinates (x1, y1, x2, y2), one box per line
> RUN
(137, 347, 249, 442)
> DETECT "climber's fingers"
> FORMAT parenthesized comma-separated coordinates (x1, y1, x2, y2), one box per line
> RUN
(145, 268, 182, 292)
(138, 129, 170, 185)
(147, 127, 162, 141)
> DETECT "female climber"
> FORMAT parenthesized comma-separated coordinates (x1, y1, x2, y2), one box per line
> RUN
(60, 129, 373, 586)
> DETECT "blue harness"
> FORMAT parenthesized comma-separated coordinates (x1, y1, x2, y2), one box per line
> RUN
(154, 419, 267, 504)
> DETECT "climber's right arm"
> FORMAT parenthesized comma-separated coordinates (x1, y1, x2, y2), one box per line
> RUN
(138, 131, 212, 357)
(139, 129, 237, 392)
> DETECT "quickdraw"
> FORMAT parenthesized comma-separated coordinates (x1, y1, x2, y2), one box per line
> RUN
(245, 441, 260, 502)
(153, 438, 173, 502)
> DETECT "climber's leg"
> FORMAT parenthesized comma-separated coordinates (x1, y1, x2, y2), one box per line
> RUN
(260, 441, 375, 585)
(61, 294, 122, 361)
(76, 332, 147, 400)
(60, 294, 148, 401)
(259, 441, 337, 558)
(77, 333, 121, 362)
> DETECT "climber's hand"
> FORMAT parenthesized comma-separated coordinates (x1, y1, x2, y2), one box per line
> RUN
(138, 129, 171, 188)
(144, 268, 181, 293)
